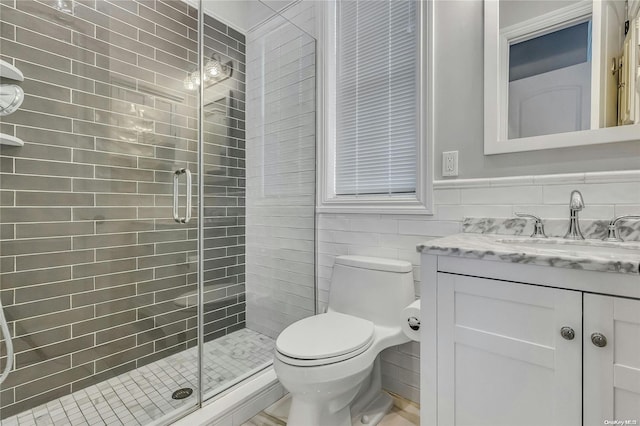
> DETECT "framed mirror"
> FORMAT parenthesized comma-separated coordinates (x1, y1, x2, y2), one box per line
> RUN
(484, 0, 640, 154)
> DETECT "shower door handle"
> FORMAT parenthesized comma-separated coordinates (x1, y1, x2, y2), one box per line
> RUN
(173, 168, 192, 224)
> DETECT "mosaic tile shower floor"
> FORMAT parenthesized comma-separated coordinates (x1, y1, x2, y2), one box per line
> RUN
(2, 329, 275, 426)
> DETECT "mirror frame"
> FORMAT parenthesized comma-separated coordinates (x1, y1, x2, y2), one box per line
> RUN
(484, 0, 640, 155)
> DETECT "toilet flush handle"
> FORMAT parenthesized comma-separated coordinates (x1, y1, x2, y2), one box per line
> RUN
(408, 316, 420, 331)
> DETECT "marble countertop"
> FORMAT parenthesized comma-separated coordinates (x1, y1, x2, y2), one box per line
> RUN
(417, 232, 640, 275)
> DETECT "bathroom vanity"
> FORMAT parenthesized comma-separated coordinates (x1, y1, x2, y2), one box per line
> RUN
(418, 219, 640, 426)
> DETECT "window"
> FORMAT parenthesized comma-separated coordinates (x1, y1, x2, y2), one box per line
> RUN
(318, 0, 433, 214)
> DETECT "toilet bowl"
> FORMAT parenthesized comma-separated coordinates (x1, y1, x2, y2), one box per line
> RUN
(273, 256, 416, 426)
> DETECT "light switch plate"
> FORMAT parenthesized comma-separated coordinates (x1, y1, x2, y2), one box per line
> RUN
(442, 151, 458, 177)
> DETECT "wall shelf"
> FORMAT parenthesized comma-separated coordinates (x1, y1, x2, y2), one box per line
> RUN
(0, 59, 24, 81)
(0, 133, 24, 147)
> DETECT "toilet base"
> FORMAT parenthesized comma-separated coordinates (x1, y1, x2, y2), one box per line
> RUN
(352, 390, 393, 426)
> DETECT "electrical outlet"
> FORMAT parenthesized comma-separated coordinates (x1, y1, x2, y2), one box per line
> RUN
(442, 151, 458, 177)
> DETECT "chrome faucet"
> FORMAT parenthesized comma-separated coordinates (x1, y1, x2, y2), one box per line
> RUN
(564, 190, 585, 240)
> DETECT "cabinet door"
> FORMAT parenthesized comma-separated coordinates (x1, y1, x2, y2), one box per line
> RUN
(584, 294, 640, 426)
(437, 274, 582, 426)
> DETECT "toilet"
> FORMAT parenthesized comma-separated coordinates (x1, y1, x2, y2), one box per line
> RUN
(274, 255, 416, 426)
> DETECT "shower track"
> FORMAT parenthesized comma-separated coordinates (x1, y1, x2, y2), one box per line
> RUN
(3, 329, 275, 426)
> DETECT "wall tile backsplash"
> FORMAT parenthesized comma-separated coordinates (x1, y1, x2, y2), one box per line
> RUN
(0, 0, 245, 417)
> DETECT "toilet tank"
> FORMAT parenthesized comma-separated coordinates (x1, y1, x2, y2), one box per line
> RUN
(327, 256, 415, 327)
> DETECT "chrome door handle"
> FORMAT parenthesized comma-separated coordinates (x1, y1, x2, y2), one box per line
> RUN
(173, 168, 192, 224)
(183, 168, 192, 224)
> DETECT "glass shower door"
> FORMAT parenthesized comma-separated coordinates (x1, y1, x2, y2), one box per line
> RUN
(0, 0, 202, 423)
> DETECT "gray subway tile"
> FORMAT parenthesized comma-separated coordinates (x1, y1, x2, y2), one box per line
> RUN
(15, 0, 95, 36)
(16, 60, 95, 93)
(16, 249, 94, 271)
(139, 30, 188, 59)
(95, 193, 153, 206)
(94, 269, 153, 290)
(72, 31, 137, 64)
(95, 219, 154, 234)
(95, 294, 154, 317)
(18, 79, 71, 103)
(1, 355, 71, 390)
(15, 363, 93, 401)
(3, 143, 71, 162)
(72, 336, 136, 367)
(14, 278, 94, 303)
(140, 4, 188, 37)
(15, 159, 93, 178)
(0, 207, 71, 223)
(16, 27, 95, 64)
(72, 207, 136, 221)
(15, 127, 94, 150)
(15, 306, 93, 335)
(15, 222, 93, 239)
(95, 244, 154, 261)
(0, 5, 71, 42)
(72, 310, 135, 337)
(73, 149, 136, 168)
(16, 335, 93, 369)
(72, 284, 136, 308)
(72, 233, 136, 249)
(72, 258, 136, 279)
(0, 224, 15, 240)
(1, 237, 72, 256)
(95, 0, 154, 33)
(0, 39, 70, 72)
(20, 95, 95, 121)
(72, 178, 137, 193)
(0, 256, 15, 273)
(5, 296, 71, 322)
(95, 165, 154, 182)
(2, 110, 72, 132)
(15, 192, 94, 207)
(96, 318, 154, 345)
(95, 342, 153, 373)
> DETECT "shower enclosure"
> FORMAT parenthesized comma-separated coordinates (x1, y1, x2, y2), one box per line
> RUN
(0, 0, 316, 423)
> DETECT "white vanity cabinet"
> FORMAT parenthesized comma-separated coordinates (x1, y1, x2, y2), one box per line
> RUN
(420, 255, 640, 426)
(584, 294, 640, 426)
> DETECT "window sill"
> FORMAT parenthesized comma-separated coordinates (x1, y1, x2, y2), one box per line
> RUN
(317, 197, 433, 215)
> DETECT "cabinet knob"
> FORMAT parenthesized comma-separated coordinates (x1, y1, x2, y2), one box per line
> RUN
(560, 326, 575, 340)
(591, 332, 607, 348)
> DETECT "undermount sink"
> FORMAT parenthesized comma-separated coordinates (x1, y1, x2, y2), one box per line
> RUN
(496, 238, 640, 259)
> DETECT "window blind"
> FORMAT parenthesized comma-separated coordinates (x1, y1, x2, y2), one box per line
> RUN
(335, 0, 418, 196)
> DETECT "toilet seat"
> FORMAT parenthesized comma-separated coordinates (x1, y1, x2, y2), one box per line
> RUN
(276, 312, 375, 367)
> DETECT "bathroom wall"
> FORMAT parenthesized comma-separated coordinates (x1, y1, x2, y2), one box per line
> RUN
(245, 2, 317, 339)
(313, 0, 640, 405)
(434, 0, 640, 179)
(0, 0, 245, 417)
(201, 13, 248, 343)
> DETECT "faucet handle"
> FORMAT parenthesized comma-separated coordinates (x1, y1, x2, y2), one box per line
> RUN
(604, 215, 640, 242)
(515, 212, 547, 238)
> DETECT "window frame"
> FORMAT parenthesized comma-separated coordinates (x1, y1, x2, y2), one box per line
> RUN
(317, 0, 434, 215)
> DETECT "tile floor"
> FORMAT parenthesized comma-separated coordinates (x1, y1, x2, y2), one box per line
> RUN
(242, 392, 420, 426)
(3, 329, 275, 426)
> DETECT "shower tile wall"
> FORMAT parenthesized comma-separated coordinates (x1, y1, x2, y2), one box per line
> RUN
(0, 0, 246, 418)
(245, 8, 316, 339)
(201, 14, 247, 343)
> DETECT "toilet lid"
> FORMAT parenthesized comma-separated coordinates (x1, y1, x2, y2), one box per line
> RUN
(276, 312, 374, 360)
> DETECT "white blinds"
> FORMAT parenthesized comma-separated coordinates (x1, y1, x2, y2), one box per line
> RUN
(335, 0, 418, 196)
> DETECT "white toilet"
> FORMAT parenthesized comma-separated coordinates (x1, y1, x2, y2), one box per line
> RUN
(274, 255, 416, 426)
